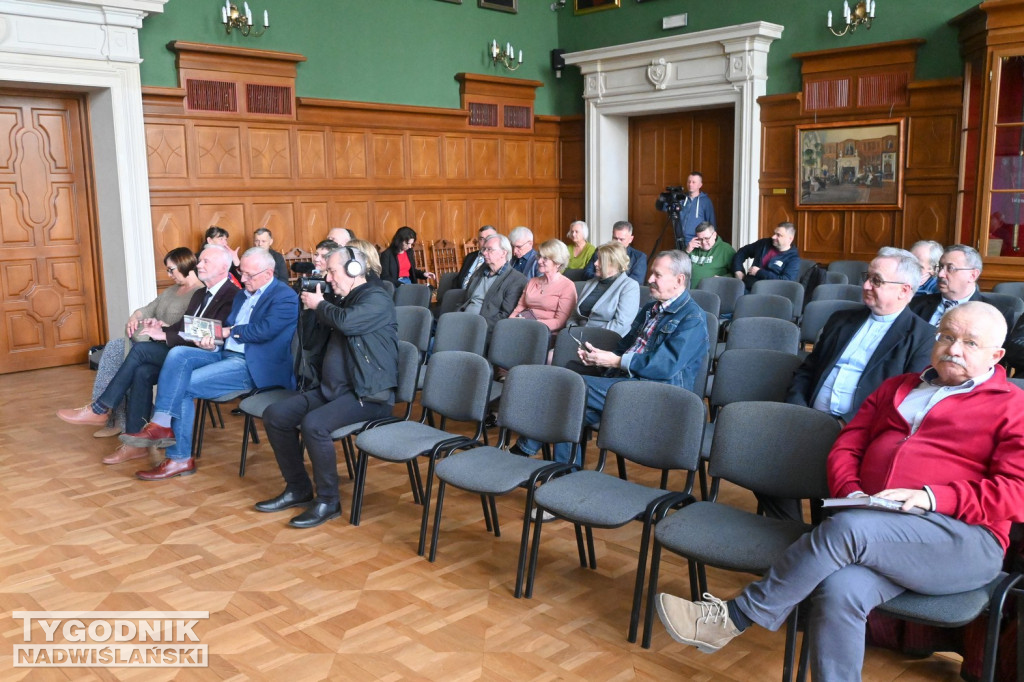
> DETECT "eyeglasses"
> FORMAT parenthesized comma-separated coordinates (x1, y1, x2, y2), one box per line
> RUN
(860, 272, 905, 288)
(512, 242, 530, 250)
(166, 266, 178, 274)
(934, 332, 1000, 352)
(239, 267, 269, 281)
(937, 263, 977, 274)
(480, 247, 502, 254)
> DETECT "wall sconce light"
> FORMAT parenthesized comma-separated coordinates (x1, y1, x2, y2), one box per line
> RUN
(222, 0, 269, 37)
(827, 1, 874, 37)
(489, 40, 523, 72)
(550, 0, 566, 10)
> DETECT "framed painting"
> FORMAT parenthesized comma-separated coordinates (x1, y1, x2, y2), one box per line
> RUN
(437, 0, 462, 4)
(479, 0, 516, 13)
(796, 118, 904, 209)
(575, 0, 621, 15)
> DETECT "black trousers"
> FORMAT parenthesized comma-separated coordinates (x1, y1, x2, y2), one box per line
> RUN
(263, 388, 392, 505)
(96, 341, 170, 433)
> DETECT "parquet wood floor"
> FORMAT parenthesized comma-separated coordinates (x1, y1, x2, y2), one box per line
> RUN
(0, 366, 966, 680)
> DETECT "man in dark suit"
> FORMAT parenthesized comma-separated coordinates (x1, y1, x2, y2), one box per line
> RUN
(123, 247, 299, 480)
(611, 220, 648, 285)
(253, 227, 289, 282)
(455, 224, 498, 289)
(909, 244, 1014, 330)
(458, 233, 526, 333)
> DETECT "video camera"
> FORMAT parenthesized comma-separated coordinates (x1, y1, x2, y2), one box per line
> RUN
(299, 274, 333, 296)
(655, 186, 687, 220)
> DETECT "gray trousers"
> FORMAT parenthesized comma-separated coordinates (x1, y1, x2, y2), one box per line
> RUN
(732, 510, 1004, 682)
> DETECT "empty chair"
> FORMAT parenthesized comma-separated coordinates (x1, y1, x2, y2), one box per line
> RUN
(993, 281, 1024, 300)
(396, 305, 432, 358)
(236, 388, 297, 477)
(824, 271, 848, 285)
(827, 259, 869, 284)
(983, 292, 1024, 328)
(435, 271, 458, 305)
(378, 279, 395, 298)
(752, 280, 804, 321)
(434, 312, 488, 356)
(439, 287, 468, 315)
(811, 283, 864, 303)
(689, 289, 721, 319)
(525, 381, 706, 642)
(429, 364, 588, 597)
(725, 317, 800, 355)
(732, 293, 793, 322)
(487, 317, 550, 405)
(799, 300, 865, 352)
(394, 283, 431, 308)
(797, 258, 816, 281)
(697, 276, 745, 317)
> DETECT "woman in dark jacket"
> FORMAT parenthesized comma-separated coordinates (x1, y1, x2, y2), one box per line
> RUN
(380, 226, 435, 288)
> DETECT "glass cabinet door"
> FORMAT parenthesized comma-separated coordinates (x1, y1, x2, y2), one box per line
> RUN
(987, 54, 1024, 257)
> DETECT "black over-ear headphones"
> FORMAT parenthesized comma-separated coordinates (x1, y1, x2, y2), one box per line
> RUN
(343, 246, 365, 278)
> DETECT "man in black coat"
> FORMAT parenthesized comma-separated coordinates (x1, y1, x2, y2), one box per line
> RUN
(455, 225, 498, 288)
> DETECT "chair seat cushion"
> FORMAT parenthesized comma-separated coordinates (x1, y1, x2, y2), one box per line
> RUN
(239, 389, 298, 418)
(355, 421, 460, 462)
(876, 573, 1007, 627)
(655, 502, 811, 575)
(435, 447, 556, 494)
(329, 420, 367, 440)
(534, 470, 682, 528)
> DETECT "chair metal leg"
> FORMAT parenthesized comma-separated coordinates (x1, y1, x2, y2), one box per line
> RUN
(573, 524, 587, 568)
(659, 469, 669, 489)
(616, 454, 628, 480)
(522, 503, 546, 599)
(585, 526, 597, 569)
(193, 399, 209, 459)
(248, 417, 259, 444)
(238, 414, 253, 477)
(641, 540, 665, 649)
(350, 450, 369, 526)
(407, 460, 423, 505)
(428, 479, 448, 562)
(480, 495, 492, 532)
(627, 518, 656, 644)
(416, 455, 437, 557)
(341, 437, 355, 480)
(211, 402, 223, 428)
(698, 461, 709, 500)
(696, 563, 708, 598)
(488, 496, 500, 537)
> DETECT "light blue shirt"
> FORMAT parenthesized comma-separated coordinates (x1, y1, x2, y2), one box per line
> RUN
(812, 310, 900, 416)
(927, 288, 977, 326)
(224, 280, 271, 354)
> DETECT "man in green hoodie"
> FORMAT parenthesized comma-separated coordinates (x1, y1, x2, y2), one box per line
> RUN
(685, 221, 735, 288)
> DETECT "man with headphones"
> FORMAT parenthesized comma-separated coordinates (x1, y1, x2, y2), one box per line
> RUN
(258, 246, 400, 528)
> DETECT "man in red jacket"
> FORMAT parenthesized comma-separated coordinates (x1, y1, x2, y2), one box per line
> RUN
(656, 301, 1024, 680)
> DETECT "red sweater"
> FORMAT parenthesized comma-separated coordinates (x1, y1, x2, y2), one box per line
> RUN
(828, 366, 1024, 551)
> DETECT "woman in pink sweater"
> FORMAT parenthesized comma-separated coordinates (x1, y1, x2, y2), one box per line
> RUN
(510, 239, 578, 337)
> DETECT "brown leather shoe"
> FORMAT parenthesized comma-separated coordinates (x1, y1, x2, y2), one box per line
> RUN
(136, 458, 195, 481)
(93, 425, 122, 438)
(102, 444, 150, 465)
(57, 405, 108, 426)
(120, 422, 175, 448)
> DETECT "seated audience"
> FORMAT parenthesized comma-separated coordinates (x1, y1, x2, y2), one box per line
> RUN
(455, 225, 498, 289)
(731, 222, 800, 290)
(611, 220, 648, 285)
(257, 246, 399, 528)
(204, 225, 241, 284)
(458, 233, 527, 334)
(509, 226, 539, 280)
(510, 239, 577, 338)
(514, 250, 708, 462)
(910, 239, 942, 296)
(686, 221, 736, 288)
(253, 227, 289, 282)
(58, 247, 203, 437)
(656, 302, 1024, 682)
(568, 241, 640, 337)
(380, 226, 435, 288)
(122, 248, 298, 481)
(564, 220, 597, 281)
(909, 244, 1016, 331)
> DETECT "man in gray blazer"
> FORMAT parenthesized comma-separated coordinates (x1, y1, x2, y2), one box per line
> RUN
(459, 233, 527, 333)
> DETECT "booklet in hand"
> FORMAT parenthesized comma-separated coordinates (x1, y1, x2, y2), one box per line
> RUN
(179, 314, 224, 345)
(822, 496, 925, 515)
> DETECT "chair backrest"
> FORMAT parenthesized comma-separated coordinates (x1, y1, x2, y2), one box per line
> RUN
(711, 349, 803, 410)
(551, 326, 621, 369)
(690, 289, 722, 319)
(421, 351, 493, 423)
(697, 276, 745, 316)
(797, 258, 815, 281)
(434, 312, 488, 355)
(827, 259, 869, 283)
(983, 292, 1024, 328)
(394, 283, 431, 308)
(394, 340, 421, 406)
(638, 286, 652, 309)
(379, 279, 395, 298)
(811, 283, 864, 303)
(430, 239, 460, 276)
(708, 402, 842, 500)
(598, 380, 706, 472)
(439, 287, 469, 315)
(825, 271, 849, 285)
(436, 271, 458, 303)
(993, 281, 1024, 300)
(497, 365, 587, 445)
(751, 280, 805, 320)
(283, 248, 313, 283)
(725, 317, 800, 354)
(395, 305, 432, 353)
(799, 300, 865, 346)
(412, 240, 428, 270)
(574, 280, 587, 298)
(461, 239, 475, 257)
(733, 293, 793, 322)
(488, 317, 550, 370)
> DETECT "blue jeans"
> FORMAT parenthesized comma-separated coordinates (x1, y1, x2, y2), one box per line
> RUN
(517, 375, 631, 463)
(155, 346, 254, 460)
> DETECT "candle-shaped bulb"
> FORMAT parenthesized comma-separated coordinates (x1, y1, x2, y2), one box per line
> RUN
(518, 49, 523, 64)
(263, 9, 269, 26)
(827, 10, 832, 27)
(222, 6, 227, 23)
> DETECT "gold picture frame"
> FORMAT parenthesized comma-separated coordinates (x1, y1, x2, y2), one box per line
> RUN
(574, 0, 621, 15)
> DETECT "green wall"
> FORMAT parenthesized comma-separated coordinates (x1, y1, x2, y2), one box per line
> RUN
(138, 0, 980, 117)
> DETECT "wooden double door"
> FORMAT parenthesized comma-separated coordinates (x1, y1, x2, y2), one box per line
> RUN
(0, 90, 102, 374)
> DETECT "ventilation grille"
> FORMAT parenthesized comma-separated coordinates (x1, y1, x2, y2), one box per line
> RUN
(504, 105, 532, 129)
(186, 79, 237, 113)
(804, 78, 850, 111)
(469, 102, 499, 127)
(246, 84, 293, 115)
(858, 72, 909, 108)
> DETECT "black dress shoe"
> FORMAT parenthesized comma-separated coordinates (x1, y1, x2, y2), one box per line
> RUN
(484, 413, 498, 428)
(254, 489, 314, 513)
(289, 500, 342, 528)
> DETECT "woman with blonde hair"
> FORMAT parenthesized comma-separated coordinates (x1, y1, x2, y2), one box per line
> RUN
(568, 241, 640, 337)
(510, 239, 577, 336)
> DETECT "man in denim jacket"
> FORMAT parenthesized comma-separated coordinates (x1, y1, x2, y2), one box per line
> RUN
(514, 251, 708, 462)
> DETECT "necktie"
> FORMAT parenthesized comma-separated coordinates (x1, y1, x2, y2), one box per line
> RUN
(195, 290, 213, 316)
(943, 299, 957, 312)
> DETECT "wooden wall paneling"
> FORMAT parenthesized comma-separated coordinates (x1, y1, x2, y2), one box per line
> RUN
(469, 198, 499, 232)
(445, 199, 468, 243)
(374, 200, 409, 244)
(332, 130, 368, 179)
(252, 202, 296, 250)
(901, 193, 954, 246)
(800, 210, 844, 260)
(761, 122, 795, 181)
(502, 140, 531, 181)
(372, 134, 406, 180)
(145, 123, 188, 178)
(297, 129, 327, 179)
(247, 126, 292, 178)
(533, 197, 558, 238)
(560, 134, 584, 183)
(504, 198, 531, 232)
(906, 114, 959, 175)
(412, 199, 443, 243)
(470, 138, 500, 181)
(151, 203, 194, 286)
(850, 211, 896, 256)
(560, 195, 584, 234)
(198, 203, 247, 249)
(330, 200, 370, 242)
(193, 125, 243, 178)
(444, 136, 468, 179)
(760, 194, 796, 237)
(298, 201, 329, 250)
(410, 135, 442, 180)
(533, 140, 557, 181)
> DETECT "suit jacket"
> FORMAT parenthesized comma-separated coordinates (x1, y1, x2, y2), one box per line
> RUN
(786, 306, 935, 422)
(459, 264, 527, 332)
(455, 250, 484, 289)
(225, 277, 299, 390)
(164, 279, 241, 349)
(270, 249, 289, 282)
(569, 273, 640, 337)
(909, 289, 1015, 331)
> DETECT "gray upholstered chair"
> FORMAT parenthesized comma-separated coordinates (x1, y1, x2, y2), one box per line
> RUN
(689, 289, 721, 319)
(434, 312, 488, 356)
(826, 259, 869, 284)
(732, 293, 793, 322)
(724, 317, 800, 355)
(393, 282, 431, 308)
(993, 281, 1024, 300)
(439, 288, 468, 315)
(525, 380, 706, 643)
(486, 317, 550, 405)
(811, 283, 863, 303)
(752, 279, 805, 321)
(798, 299, 865, 356)
(697, 276, 745, 317)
